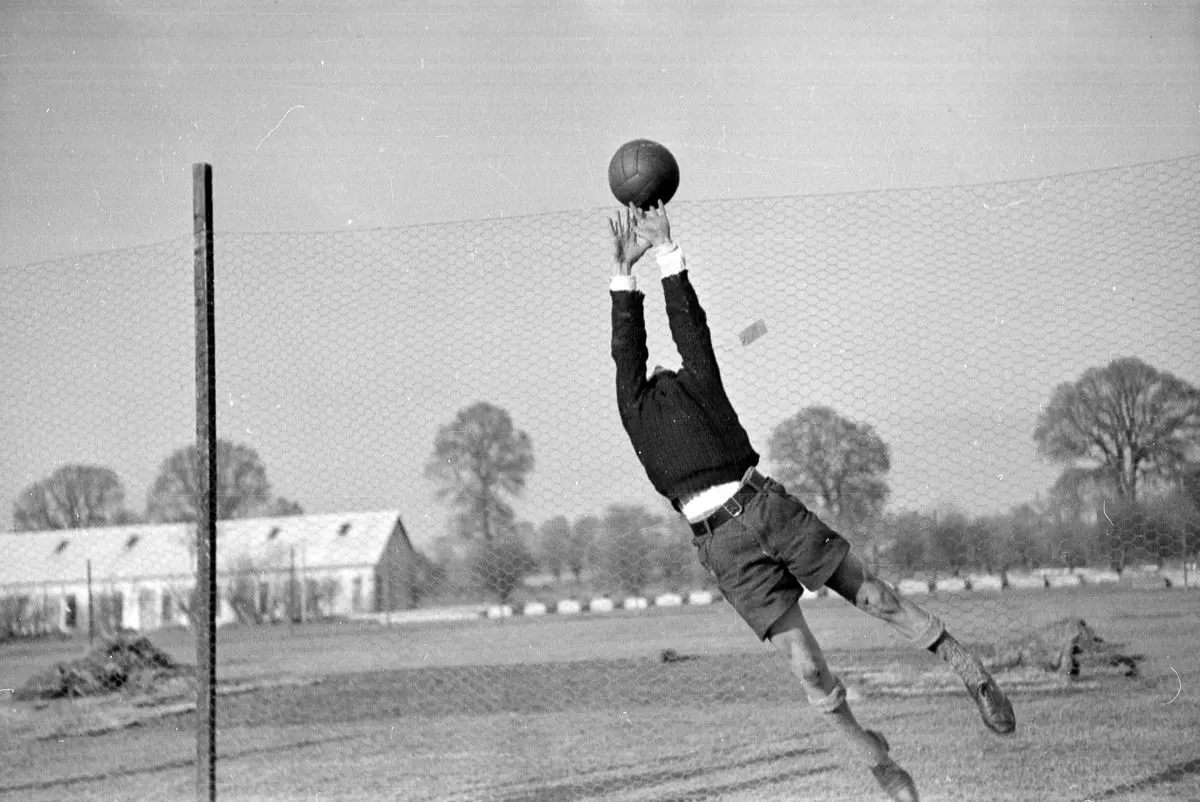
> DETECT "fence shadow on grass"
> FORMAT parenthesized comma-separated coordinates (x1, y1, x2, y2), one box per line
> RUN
(0, 730, 364, 796)
(489, 745, 832, 802)
(1085, 755, 1200, 800)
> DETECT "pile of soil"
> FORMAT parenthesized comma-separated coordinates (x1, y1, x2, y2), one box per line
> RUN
(15, 633, 194, 701)
(988, 617, 1143, 678)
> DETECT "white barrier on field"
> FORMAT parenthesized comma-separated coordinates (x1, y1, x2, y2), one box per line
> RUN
(1124, 572, 1165, 589)
(898, 578, 931, 595)
(1077, 568, 1120, 584)
(589, 597, 615, 613)
(1005, 573, 1047, 590)
(653, 593, 683, 608)
(934, 576, 968, 593)
(967, 574, 1004, 591)
(383, 568, 1200, 630)
(485, 604, 514, 619)
(350, 605, 484, 625)
(1162, 570, 1193, 588)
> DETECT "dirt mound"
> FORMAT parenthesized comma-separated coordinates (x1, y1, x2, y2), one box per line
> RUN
(988, 617, 1142, 678)
(16, 633, 193, 701)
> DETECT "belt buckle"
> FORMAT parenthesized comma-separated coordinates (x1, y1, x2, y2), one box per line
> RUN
(722, 494, 744, 519)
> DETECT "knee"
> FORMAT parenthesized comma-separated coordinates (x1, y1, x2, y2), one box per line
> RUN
(855, 577, 902, 617)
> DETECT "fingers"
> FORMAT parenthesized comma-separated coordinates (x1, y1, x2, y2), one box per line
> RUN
(610, 211, 630, 238)
(613, 205, 642, 232)
(612, 202, 665, 253)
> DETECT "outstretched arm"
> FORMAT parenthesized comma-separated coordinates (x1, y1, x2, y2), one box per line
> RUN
(632, 203, 722, 384)
(662, 269, 721, 384)
(609, 204, 650, 279)
(609, 206, 649, 417)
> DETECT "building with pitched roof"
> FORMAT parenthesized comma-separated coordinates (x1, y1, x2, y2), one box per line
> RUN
(0, 510, 417, 636)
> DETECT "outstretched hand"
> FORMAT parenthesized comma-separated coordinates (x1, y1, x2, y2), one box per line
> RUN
(631, 200, 671, 249)
(609, 204, 650, 276)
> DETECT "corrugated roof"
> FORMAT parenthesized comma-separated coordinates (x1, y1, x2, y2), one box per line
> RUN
(0, 510, 404, 589)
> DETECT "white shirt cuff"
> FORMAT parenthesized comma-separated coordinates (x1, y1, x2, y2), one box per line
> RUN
(654, 242, 686, 278)
(609, 274, 637, 292)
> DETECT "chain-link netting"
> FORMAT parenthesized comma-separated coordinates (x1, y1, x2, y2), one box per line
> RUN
(1, 156, 1198, 800)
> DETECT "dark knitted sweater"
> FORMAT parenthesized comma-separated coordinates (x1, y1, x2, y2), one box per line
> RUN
(611, 270, 759, 504)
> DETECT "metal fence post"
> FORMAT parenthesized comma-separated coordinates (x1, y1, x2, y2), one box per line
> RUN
(86, 559, 94, 646)
(193, 162, 218, 802)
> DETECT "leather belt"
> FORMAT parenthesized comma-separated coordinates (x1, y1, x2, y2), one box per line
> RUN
(688, 468, 767, 536)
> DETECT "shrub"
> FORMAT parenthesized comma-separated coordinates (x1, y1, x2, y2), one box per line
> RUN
(16, 633, 192, 700)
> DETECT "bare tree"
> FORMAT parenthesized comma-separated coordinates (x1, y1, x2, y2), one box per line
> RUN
(1006, 502, 1049, 570)
(145, 439, 278, 523)
(566, 514, 600, 582)
(259, 496, 305, 517)
(425, 402, 534, 541)
(407, 549, 447, 607)
(225, 555, 265, 624)
(767, 405, 891, 526)
(928, 507, 971, 576)
(595, 504, 658, 596)
(471, 524, 537, 603)
(13, 464, 133, 531)
(1034, 357, 1200, 505)
(1181, 463, 1200, 512)
(537, 515, 572, 581)
(885, 511, 929, 577)
(652, 517, 695, 592)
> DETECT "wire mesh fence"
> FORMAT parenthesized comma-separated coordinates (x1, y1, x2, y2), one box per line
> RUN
(1, 155, 1198, 799)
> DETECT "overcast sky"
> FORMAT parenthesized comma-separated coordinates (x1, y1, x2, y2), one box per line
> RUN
(1, 2, 1198, 545)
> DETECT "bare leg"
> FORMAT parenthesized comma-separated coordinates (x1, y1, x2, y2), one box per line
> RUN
(767, 603, 888, 767)
(825, 550, 1016, 735)
(824, 551, 944, 647)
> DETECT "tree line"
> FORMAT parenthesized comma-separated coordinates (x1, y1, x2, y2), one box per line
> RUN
(9, 356, 1200, 606)
(411, 505, 704, 606)
(421, 357, 1200, 602)
(11, 440, 303, 531)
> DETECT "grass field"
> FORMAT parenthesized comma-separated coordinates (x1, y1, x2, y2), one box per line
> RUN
(1, 585, 1198, 801)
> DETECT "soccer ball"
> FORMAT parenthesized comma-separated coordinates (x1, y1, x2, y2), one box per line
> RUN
(607, 139, 680, 210)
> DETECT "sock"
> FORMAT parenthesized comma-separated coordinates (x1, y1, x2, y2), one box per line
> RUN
(930, 632, 987, 686)
(810, 678, 889, 767)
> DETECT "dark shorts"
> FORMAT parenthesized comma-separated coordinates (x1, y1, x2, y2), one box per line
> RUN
(691, 475, 851, 641)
